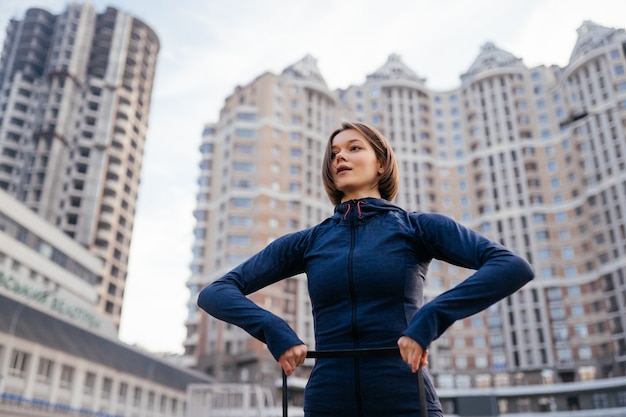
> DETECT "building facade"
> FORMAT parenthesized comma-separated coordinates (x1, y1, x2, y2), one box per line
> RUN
(185, 55, 348, 385)
(0, 3, 159, 327)
(185, 20, 626, 411)
(0, 189, 212, 417)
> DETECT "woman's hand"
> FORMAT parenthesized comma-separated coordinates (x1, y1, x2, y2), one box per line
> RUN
(398, 336, 428, 373)
(278, 344, 308, 376)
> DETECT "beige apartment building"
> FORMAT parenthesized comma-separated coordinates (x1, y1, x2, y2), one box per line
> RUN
(185, 19, 626, 403)
(0, 4, 159, 327)
(0, 189, 212, 417)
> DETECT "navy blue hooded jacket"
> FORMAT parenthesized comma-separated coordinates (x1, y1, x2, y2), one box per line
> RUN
(197, 198, 534, 416)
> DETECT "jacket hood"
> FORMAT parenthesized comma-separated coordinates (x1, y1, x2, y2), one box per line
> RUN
(332, 197, 403, 223)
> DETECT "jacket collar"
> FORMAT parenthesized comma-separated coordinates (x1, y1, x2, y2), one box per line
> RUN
(332, 198, 402, 222)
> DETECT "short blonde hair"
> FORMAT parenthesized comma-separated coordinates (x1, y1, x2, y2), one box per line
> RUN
(322, 122, 399, 205)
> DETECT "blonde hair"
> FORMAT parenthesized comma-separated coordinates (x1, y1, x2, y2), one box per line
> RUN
(322, 122, 399, 205)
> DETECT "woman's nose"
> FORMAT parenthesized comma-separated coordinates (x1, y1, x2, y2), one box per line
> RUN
(335, 151, 346, 162)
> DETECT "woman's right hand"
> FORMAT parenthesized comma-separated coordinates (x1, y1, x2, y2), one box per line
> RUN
(398, 335, 429, 373)
(278, 344, 308, 376)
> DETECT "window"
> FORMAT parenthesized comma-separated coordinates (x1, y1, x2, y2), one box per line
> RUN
(228, 235, 250, 247)
(236, 112, 256, 121)
(455, 355, 467, 369)
(102, 377, 112, 399)
(233, 161, 255, 172)
(84, 372, 96, 394)
(547, 288, 562, 302)
(290, 148, 301, 157)
(119, 382, 128, 402)
(200, 143, 213, 154)
(556, 347, 572, 361)
(232, 179, 253, 189)
(229, 215, 252, 227)
(60, 364, 74, 389)
(475, 354, 488, 368)
(10, 350, 30, 378)
(147, 391, 155, 410)
(561, 246, 574, 259)
(571, 304, 584, 317)
(550, 307, 565, 320)
(574, 324, 588, 337)
(133, 387, 143, 406)
(37, 357, 53, 383)
(235, 128, 256, 138)
(592, 393, 609, 409)
(234, 144, 254, 154)
(231, 197, 253, 208)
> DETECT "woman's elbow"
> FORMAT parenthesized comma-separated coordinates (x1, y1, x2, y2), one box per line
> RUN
(197, 283, 217, 311)
(513, 254, 535, 284)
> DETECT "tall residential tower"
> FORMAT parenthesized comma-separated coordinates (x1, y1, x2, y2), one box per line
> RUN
(186, 21, 626, 397)
(0, 3, 160, 327)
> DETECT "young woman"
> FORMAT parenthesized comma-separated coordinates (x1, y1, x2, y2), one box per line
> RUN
(197, 121, 534, 416)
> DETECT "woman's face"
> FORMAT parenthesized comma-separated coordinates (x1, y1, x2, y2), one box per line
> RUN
(330, 129, 383, 202)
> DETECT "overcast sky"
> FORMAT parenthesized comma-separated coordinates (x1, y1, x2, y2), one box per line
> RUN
(2, 0, 626, 354)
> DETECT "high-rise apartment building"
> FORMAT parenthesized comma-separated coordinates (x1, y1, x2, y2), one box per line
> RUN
(186, 20, 626, 395)
(0, 4, 159, 326)
(186, 55, 347, 385)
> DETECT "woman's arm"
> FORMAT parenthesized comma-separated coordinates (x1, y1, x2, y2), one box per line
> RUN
(403, 212, 534, 351)
(197, 229, 310, 360)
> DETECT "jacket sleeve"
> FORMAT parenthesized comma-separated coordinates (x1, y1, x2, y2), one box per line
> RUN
(197, 229, 310, 360)
(402, 212, 534, 350)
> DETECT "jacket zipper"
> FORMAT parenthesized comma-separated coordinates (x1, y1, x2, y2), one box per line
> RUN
(346, 202, 363, 417)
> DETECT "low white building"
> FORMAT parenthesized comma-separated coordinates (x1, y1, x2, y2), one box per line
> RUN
(0, 189, 212, 417)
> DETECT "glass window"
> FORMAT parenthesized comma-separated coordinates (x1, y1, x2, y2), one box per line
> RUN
(556, 347, 571, 361)
(538, 248, 551, 260)
(37, 357, 53, 383)
(547, 287, 562, 300)
(548, 161, 558, 172)
(455, 356, 467, 369)
(235, 128, 256, 138)
(561, 246, 574, 259)
(231, 197, 253, 208)
(236, 112, 256, 121)
(229, 215, 252, 227)
(571, 304, 584, 317)
(475, 354, 488, 368)
(574, 324, 588, 337)
(60, 364, 74, 388)
(233, 161, 255, 172)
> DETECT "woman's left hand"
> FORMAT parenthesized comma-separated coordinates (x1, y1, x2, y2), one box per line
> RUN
(397, 336, 428, 373)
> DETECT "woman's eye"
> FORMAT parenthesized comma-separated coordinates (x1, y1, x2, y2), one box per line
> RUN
(351, 146, 361, 151)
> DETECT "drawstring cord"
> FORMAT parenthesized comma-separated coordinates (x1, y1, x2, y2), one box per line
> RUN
(356, 200, 366, 219)
(342, 200, 367, 220)
(343, 203, 351, 220)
